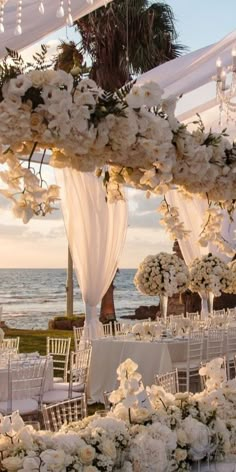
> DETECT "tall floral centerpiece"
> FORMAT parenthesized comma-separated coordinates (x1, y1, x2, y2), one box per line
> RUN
(189, 253, 233, 319)
(134, 252, 189, 320)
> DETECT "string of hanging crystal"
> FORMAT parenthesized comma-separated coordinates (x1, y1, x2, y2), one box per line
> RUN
(0, 0, 99, 36)
(213, 46, 236, 123)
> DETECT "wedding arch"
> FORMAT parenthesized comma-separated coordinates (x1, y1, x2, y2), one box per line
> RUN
(1, 18, 236, 337)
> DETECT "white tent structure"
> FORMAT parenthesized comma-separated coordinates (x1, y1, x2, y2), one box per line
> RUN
(138, 30, 236, 137)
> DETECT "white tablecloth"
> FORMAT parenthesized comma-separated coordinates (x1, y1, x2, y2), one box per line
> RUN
(88, 338, 172, 402)
(0, 357, 53, 401)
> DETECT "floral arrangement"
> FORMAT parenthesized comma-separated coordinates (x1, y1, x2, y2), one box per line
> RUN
(2, 357, 236, 472)
(134, 252, 189, 297)
(189, 253, 233, 296)
(0, 48, 236, 233)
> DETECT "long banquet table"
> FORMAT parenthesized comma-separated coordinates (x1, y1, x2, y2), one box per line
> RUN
(88, 337, 173, 403)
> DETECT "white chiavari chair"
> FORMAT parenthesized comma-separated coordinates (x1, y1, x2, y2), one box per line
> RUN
(155, 369, 179, 394)
(226, 327, 236, 379)
(114, 321, 121, 336)
(42, 395, 87, 432)
(102, 322, 113, 337)
(42, 347, 91, 411)
(46, 337, 71, 382)
(73, 326, 90, 351)
(227, 307, 236, 318)
(206, 329, 225, 361)
(170, 314, 184, 322)
(0, 356, 49, 416)
(186, 311, 200, 321)
(173, 331, 204, 392)
(213, 309, 226, 316)
(1, 337, 20, 353)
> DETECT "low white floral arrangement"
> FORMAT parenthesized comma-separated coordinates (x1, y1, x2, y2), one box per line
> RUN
(2, 357, 236, 471)
(134, 252, 189, 297)
(0, 47, 236, 235)
(189, 253, 233, 296)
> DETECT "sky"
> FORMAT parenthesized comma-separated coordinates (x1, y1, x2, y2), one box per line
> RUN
(0, 0, 236, 269)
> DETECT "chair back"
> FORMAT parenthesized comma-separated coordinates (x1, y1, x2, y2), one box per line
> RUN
(102, 322, 113, 337)
(155, 369, 179, 394)
(206, 329, 224, 361)
(186, 312, 199, 321)
(46, 337, 71, 381)
(7, 356, 49, 414)
(73, 326, 90, 351)
(226, 327, 236, 378)
(227, 307, 236, 318)
(186, 331, 204, 373)
(1, 337, 20, 353)
(42, 395, 87, 432)
(213, 309, 226, 316)
(69, 347, 91, 395)
(170, 315, 184, 322)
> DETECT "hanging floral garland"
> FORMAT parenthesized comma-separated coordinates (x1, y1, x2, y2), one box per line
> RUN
(0, 48, 236, 230)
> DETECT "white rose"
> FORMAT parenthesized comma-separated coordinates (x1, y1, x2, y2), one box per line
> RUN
(79, 445, 96, 464)
(174, 448, 187, 462)
(40, 449, 66, 471)
(22, 457, 40, 471)
(1, 456, 24, 471)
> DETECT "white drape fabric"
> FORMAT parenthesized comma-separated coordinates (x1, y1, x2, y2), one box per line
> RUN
(138, 30, 236, 98)
(56, 169, 128, 339)
(166, 190, 236, 266)
(0, 0, 111, 59)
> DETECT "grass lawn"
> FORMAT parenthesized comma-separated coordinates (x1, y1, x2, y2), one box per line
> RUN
(4, 327, 75, 355)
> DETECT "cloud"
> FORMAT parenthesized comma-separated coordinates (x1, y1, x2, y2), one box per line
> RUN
(0, 224, 27, 238)
(127, 189, 162, 229)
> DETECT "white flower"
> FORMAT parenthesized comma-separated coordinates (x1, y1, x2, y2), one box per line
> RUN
(7, 75, 32, 96)
(21, 457, 40, 471)
(183, 416, 210, 461)
(1, 456, 24, 471)
(40, 449, 67, 471)
(79, 445, 96, 464)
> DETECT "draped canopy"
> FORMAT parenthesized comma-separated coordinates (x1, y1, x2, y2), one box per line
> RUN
(0, 0, 111, 59)
(138, 30, 236, 138)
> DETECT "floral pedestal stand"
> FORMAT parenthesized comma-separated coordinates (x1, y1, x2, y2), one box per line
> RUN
(199, 292, 209, 321)
(159, 294, 168, 320)
(207, 291, 214, 315)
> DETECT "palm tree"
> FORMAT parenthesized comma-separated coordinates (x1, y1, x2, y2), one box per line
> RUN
(75, 1, 185, 322)
(75, 0, 185, 91)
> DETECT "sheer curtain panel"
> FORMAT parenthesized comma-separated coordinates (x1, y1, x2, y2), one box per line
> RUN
(56, 169, 128, 339)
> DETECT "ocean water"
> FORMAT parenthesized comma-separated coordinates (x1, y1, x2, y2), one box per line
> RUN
(0, 269, 157, 330)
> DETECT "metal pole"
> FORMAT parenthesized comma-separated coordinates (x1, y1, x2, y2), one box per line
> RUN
(66, 246, 73, 316)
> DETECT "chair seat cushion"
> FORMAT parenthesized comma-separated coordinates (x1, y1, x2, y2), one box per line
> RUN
(42, 389, 83, 404)
(53, 377, 64, 383)
(53, 382, 84, 393)
(0, 398, 38, 415)
(53, 382, 69, 391)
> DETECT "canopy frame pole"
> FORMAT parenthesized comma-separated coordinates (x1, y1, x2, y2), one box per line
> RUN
(66, 246, 73, 316)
